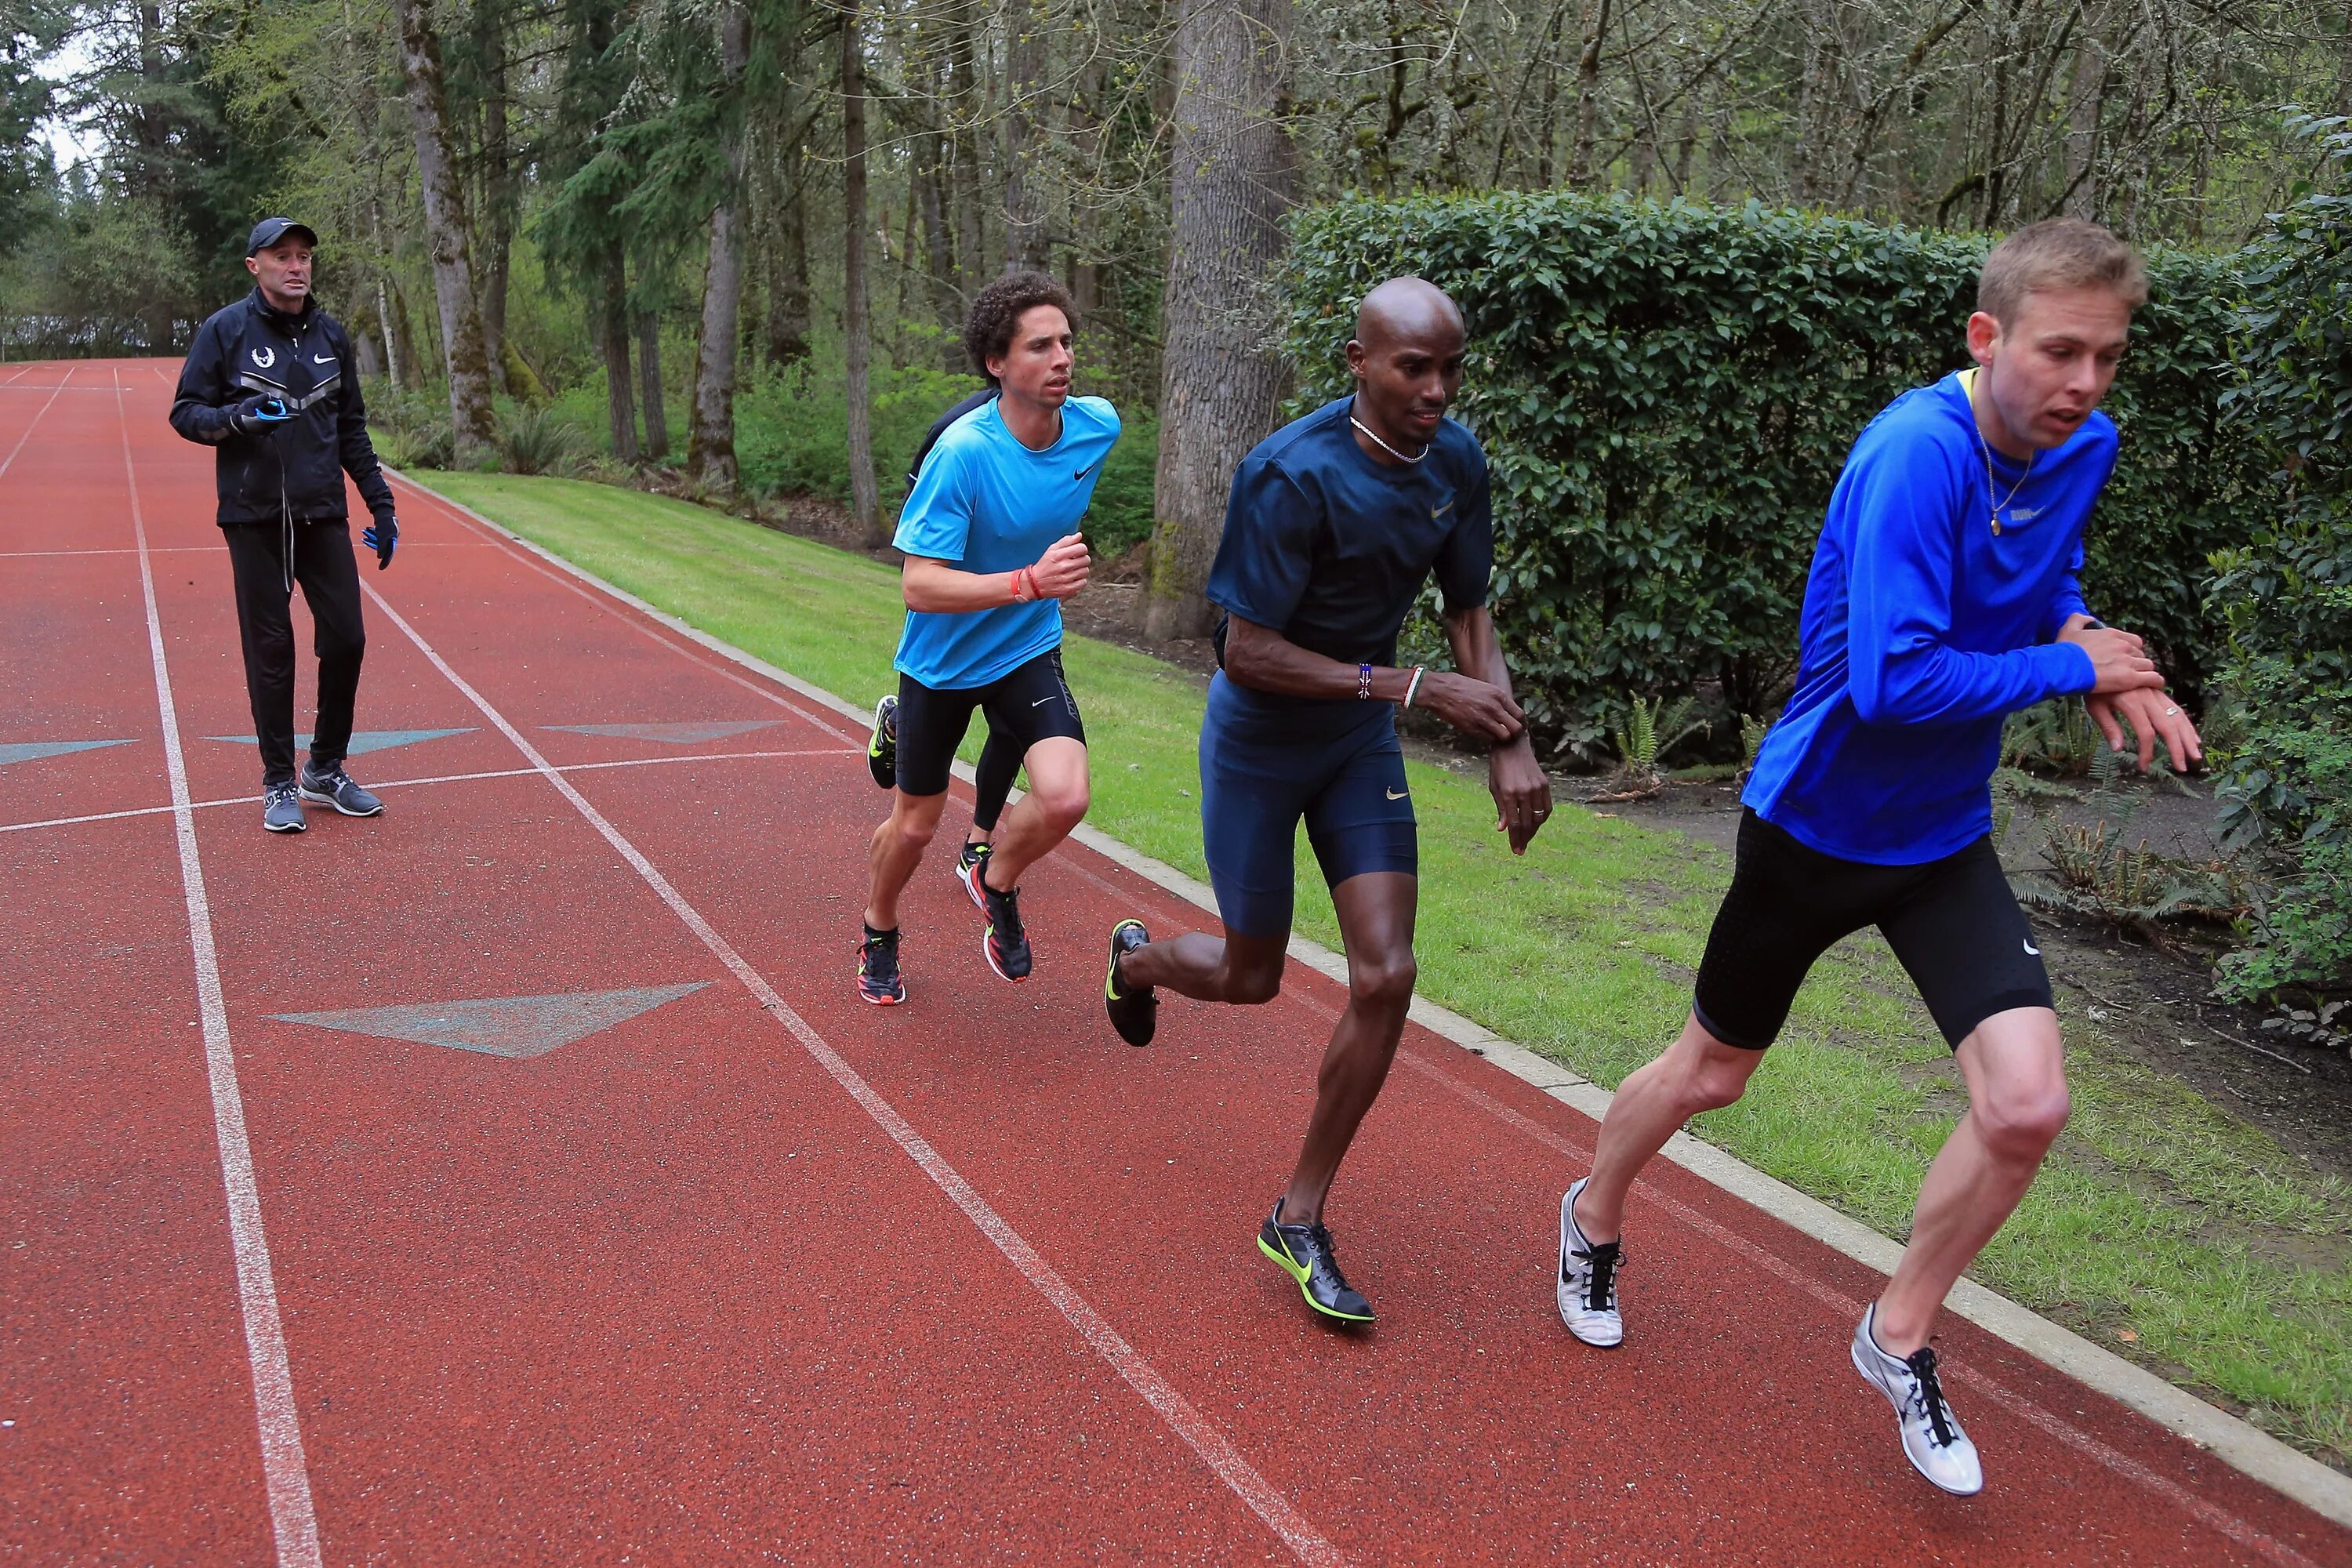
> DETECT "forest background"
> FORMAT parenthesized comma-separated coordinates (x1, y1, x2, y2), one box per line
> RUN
(1, 0, 2346, 999)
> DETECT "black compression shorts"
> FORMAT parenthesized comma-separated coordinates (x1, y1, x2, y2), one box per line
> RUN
(1693, 809, 2054, 1051)
(895, 648, 1085, 797)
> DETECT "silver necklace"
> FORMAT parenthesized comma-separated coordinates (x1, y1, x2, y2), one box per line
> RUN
(1965, 372, 2032, 535)
(1349, 401, 1428, 464)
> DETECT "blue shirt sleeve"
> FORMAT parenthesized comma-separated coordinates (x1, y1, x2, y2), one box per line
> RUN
(2041, 537, 2092, 637)
(893, 434, 975, 562)
(1432, 447, 1493, 613)
(1206, 457, 1320, 630)
(1844, 440, 2096, 724)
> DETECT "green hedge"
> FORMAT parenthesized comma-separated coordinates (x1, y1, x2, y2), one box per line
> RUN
(2211, 117, 2352, 1000)
(1285, 194, 2260, 751)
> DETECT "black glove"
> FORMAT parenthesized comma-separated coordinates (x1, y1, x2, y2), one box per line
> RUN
(363, 514, 397, 570)
(230, 394, 295, 435)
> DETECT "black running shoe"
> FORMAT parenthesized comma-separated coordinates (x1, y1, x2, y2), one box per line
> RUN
(866, 695, 898, 789)
(858, 924, 905, 1004)
(1257, 1200, 1374, 1325)
(965, 857, 1031, 981)
(956, 838, 992, 904)
(1105, 919, 1157, 1047)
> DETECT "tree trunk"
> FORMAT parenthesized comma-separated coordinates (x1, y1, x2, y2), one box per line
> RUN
(476, 0, 514, 394)
(600, 241, 639, 463)
(368, 194, 405, 389)
(947, 0, 986, 296)
(1145, 0, 1298, 640)
(688, 0, 751, 490)
(768, 168, 813, 366)
(639, 309, 670, 460)
(1568, 0, 1612, 186)
(1002, 0, 1049, 269)
(391, 0, 497, 461)
(2062, 31, 2107, 218)
(843, 9, 882, 543)
(916, 152, 960, 358)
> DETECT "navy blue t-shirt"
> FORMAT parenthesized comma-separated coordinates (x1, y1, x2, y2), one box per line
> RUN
(1207, 397, 1493, 703)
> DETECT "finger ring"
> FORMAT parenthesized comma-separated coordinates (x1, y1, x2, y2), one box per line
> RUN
(2165, 706, 2179, 716)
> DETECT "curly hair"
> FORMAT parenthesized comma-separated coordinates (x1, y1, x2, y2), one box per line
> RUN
(964, 270, 1078, 386)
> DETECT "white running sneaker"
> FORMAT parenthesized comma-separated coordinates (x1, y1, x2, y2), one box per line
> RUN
(1850, 1304, 1984, 1496)
(1556, 1177, 1625, 1348)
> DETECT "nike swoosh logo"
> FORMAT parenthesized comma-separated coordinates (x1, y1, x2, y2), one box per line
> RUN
(1074, 466, 1094, 480)
(1032, 695, 1056, 706)
(1385, 788, 1408, 800)
(2023, 938, 2040, 956)
(313, 354, 335, 365)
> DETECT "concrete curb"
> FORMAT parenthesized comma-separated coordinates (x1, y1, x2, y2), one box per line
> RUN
(394, 471, 2352, 1531)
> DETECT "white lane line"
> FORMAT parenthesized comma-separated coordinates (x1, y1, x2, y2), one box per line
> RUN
(115, 372, 325, 1568)
(0, 543, 492, 558)
(383, 474, 860, 746)
(0, 747, 855, 836)
(0, 381, 66, 478)
(1276, 982, 2327, 1568)
(361, 579, 1349, 1568)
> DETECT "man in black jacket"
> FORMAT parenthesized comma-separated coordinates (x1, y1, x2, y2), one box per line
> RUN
(170, 217, 401, 834)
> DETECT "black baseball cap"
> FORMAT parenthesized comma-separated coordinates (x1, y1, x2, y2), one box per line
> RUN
(246, 217, 318, 255)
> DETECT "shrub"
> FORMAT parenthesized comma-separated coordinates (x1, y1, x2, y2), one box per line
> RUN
(368, 382, 456, 470)
(2211, 114, 2352, 1000)
(496, 406, 587, 477)
(1285, 193, 2260, 752)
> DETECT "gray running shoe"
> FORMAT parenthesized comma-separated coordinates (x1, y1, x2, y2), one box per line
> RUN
(299, 763, 383, 817)
(1851, 1304, 1984, 1496)
(263, 783, 307, 833)
(1556, 1176, 1625, 1348)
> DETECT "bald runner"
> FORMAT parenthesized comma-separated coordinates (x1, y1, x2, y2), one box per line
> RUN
(1101, 277, 1553, 1324)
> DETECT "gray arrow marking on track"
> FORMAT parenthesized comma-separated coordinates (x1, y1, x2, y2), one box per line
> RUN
(0, 739, 136, 767)
(541, 720, 778, 745)
(207, 728, 476, 756)
(272, 982, 712, 1059)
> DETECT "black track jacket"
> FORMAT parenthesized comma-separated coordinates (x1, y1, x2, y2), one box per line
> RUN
(169, 289, 397, 528)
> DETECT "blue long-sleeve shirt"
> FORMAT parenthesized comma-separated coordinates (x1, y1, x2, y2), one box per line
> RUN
(1742, 371, 2111, 864)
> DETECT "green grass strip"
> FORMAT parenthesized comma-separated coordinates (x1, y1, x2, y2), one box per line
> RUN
(419, 470, 2352, 1467)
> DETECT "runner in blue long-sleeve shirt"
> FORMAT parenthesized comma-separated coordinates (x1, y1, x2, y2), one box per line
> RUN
(1553, 220, 2204, 1497)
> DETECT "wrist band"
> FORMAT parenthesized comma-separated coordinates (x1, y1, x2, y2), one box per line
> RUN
(1012, 568, 1032, 603)
(1403, 666, 1426, 709)
(1358, 663, 1374, 700)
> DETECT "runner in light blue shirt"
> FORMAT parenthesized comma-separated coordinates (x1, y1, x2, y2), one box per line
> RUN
(855, 272, 1120, 1005)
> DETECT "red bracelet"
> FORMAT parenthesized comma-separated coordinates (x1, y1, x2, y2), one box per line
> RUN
(1011, 568, 1030, 603)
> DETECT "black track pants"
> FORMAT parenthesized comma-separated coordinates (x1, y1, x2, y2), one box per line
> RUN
(223, 519, 367, 788)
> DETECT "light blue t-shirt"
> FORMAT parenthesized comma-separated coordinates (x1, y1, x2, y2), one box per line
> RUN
(892, 394, 1121, 689)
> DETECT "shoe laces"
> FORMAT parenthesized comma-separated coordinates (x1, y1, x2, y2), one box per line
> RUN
(1298, 1221, 1354, 1284)
(1904, 1345, 1958, 1448)
(1572, 1240, 1623, 1311)
(982, 875, 1024, 943)
(267, 782, 299, 806)
(308, 765, 348, 790)
(861, 928, 900, 982)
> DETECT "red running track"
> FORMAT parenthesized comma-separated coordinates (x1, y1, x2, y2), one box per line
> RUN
(3, 358, 2347, 1567)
